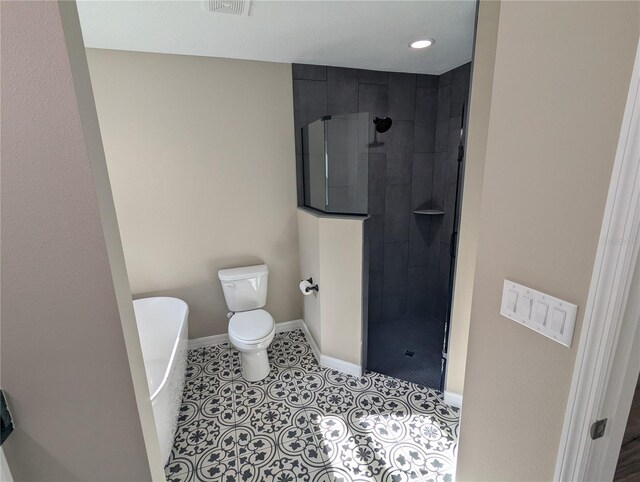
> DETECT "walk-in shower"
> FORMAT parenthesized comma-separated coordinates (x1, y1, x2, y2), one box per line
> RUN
(295, 63, 472, 391)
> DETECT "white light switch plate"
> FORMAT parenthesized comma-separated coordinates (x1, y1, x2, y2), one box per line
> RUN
(500, 279, 578, 347)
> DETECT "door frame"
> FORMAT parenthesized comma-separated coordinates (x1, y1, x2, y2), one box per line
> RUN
(598, 265, 640, 481)
(555, 38, 640, 481)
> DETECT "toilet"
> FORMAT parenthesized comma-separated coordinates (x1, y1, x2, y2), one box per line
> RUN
(218, 264, 275, 381)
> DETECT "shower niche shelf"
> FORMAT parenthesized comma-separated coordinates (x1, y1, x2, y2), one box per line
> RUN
(413, 209, 445, 216)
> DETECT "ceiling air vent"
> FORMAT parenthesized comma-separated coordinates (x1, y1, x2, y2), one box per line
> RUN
(206, 0, 250, 16)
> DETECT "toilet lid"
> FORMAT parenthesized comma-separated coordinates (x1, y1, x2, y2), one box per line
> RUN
(229, 309, 274, 341)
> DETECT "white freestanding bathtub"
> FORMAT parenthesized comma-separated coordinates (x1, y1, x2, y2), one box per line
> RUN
(133, 297, 188, 463)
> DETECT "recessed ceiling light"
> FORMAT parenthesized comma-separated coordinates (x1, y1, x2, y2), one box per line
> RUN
(410, 39, 434, 49)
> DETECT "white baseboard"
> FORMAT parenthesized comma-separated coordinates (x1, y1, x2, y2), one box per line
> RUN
(188, 318, 363, 378)
(320, 354, 363, 377)
(444, 390, 463, 408)
(188, 332, 228, 349)
(274, 319, 304, 334)
(297, 322, 362, 376)
(188, 319, 305, 349)
(299, 320, 321, 362)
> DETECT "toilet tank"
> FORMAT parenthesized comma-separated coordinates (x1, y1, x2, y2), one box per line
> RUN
(218, 264, 269, 312)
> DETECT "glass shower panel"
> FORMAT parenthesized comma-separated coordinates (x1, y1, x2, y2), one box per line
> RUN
(302, 113, 368, 215)
(302, 119, 327, 211)
(325, 113, 368, 214)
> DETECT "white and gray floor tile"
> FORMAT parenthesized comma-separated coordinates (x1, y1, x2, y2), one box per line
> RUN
(165, 329, 459, 482)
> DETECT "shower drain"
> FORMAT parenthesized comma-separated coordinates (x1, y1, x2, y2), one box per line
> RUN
(404, 350, 415, 358)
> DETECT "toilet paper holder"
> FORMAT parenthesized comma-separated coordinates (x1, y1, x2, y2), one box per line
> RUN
(303, 277, 319, 293)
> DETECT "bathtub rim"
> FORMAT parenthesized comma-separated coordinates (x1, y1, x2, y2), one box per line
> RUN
(133, 296, 189, 401)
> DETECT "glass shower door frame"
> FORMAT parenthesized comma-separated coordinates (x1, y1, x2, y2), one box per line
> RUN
(301, 113, 369, 216)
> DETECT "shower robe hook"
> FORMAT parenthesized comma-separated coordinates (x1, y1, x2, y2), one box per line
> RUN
(304, 277, 319, 293)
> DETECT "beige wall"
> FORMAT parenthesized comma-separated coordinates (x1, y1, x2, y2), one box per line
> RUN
(457, 2, 639, 481)
(297, 209, 364, 366)
(86, 49, 302, 338)
(446, 0, 501, 397)
(319, 216, 364, 365)
(1, 2, 160, 480)
(297, 210, 322, 349)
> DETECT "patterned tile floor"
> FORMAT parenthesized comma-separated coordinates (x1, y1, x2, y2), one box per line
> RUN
(165, 329, 459, 482)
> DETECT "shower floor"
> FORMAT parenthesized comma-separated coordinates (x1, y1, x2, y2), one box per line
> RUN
(367, 311, 445, 390)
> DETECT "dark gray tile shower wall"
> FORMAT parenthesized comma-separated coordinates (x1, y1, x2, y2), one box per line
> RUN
(292, 62, 470, 330)
(431, 63, 471, 321)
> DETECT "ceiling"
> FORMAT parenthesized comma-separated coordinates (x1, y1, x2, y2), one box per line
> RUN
(77, 1, 476, 75)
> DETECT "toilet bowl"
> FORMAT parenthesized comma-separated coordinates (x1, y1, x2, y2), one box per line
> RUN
(218, 264, 275, 381)
(228, 309, 275, 381)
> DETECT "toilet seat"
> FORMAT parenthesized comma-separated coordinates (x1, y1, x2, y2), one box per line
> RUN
(229, 309, 274, 342)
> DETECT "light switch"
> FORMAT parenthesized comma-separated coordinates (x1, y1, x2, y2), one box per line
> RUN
(506, 290, 518, 312)
(500, 280, 578, 347)
(549, 308, 566, 334)
(517, 296, 533, 319)
(533, 302, 548, 326)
